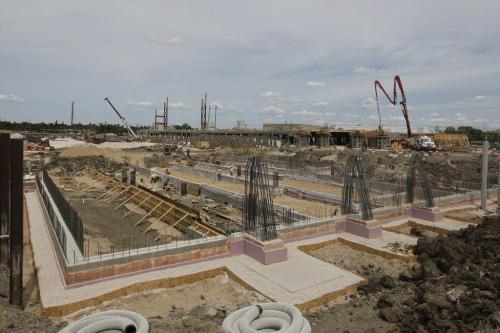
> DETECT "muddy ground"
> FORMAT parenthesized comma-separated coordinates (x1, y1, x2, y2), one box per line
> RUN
(310, 242, 410, 278)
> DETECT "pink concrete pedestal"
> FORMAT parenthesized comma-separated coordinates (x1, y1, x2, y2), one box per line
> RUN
(342, 217, 383, 239)
(228, 236, 287, 264)
(407, 206, 443, 222)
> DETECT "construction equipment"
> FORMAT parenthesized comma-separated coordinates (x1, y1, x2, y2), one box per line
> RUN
(374, 76, 437, 150)
(104, 97, 137, 138)
(407, 135, 436, 151)
(374, 75, 412, 137)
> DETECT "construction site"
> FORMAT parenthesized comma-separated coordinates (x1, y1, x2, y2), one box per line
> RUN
(1, 2, 500, 331)
(1, 74, 500, 332)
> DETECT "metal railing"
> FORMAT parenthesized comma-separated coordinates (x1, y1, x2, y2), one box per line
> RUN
(41, 170, 84, 251)
(36, 175, 68, 257)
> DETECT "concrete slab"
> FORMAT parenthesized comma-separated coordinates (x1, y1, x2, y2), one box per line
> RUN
(232, 249, 346, 293)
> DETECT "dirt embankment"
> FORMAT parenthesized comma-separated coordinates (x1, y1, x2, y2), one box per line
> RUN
(305, 216, 500, 332)
(359, 216, 499, 332)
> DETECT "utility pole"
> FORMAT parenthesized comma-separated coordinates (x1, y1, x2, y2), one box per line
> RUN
(70, 101, 75, 126)
(164, 97, 168, 129)
(497, 160, 500, 213)
(214, 105, 219, 129)
(481, 140, 489, 210)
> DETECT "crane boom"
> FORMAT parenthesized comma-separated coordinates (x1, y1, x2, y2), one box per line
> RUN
(104, 97, 137, 138)
(374, 75, 412, 137)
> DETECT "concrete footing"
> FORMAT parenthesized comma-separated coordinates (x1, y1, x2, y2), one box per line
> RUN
(407, 206, 443, 222)
(342, 217, 383, 239)
(229, 237, 287, 264)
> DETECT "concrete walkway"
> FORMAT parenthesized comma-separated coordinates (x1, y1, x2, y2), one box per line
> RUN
(25, 191, 478, 314)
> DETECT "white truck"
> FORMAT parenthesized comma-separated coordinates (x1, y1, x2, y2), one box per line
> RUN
(407, 135, 436, 151)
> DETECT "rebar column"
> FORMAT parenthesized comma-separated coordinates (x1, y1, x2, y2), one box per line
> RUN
(121, 168, 128, 183)
(481, 141, 489, 210)
(9, 138, 23, 307)
(273, 172, 279, 188)
(180, 182, 188, 196)
(0, 133, 10, 264)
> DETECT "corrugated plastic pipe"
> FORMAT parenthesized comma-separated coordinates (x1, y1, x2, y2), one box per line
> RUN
(222, 303, 311, 333)
(59, 310, 148, 333)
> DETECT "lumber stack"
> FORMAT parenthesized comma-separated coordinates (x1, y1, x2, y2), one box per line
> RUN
(433, 133, 470, 149)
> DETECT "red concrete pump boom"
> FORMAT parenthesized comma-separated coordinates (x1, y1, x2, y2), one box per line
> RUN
(374, 75, 412, 137)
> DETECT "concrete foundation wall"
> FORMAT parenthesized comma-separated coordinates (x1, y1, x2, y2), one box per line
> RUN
(64, 243, 229, 285)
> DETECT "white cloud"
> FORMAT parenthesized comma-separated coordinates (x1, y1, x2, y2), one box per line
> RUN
(454, 112, 467, 123)
(127, 100, 153, 107)
(352, 67, 385, 74)
(170, 102, 190, 108)
(261, 91, 280, 98)
(313, 102, 328, 107)
(255, 106, 285, 115)
(428, 117, 446, 123)
(361, 97, 377, 108)
(306, 81, 326, 87)
(325, 112, 336, 116)
(474, 95, 488, 101)
(430, 112, 440, 117)
(0, 94, 25, 102)
(292, 110, 320, 119)
(145, 33, 181, 46)
(456, 95, 492, 105)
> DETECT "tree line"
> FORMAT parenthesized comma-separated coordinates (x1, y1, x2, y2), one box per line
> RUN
(0, 120, 149, 134)
(444, 126, 499, 143)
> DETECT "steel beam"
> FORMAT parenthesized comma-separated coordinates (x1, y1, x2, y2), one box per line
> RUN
(9, 138, 23, 307)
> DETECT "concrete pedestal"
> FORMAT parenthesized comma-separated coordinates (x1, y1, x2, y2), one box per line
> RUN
(407, 206, 443, 222)
(229, 236, 287, 264)
(342, 217, 383, 239)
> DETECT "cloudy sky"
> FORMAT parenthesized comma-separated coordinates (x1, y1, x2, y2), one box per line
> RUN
(1, 1, 499, 131)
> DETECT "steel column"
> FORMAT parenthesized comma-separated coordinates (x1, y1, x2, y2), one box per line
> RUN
(9, 138, 23, 307)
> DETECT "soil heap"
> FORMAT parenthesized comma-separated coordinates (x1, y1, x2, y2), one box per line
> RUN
(364, 215, 499, 332)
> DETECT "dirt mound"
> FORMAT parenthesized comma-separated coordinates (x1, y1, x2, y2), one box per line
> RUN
(45, 155, 124, 174)
(367, 215, 500, 332)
